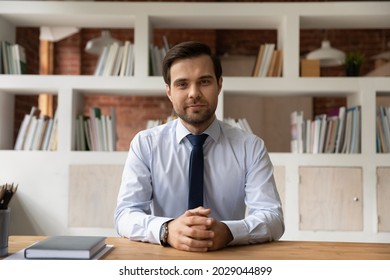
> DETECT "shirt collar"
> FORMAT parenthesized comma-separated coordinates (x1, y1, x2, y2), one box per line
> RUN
(175, 118, 221, 144)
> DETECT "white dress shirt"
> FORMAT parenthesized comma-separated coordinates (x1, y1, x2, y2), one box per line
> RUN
(115, 118, 284, 245)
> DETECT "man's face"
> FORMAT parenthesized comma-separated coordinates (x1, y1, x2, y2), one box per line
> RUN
(166, 55, 222, 133)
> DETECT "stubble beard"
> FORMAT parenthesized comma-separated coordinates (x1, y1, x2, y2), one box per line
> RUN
(175, 106, 215, 127)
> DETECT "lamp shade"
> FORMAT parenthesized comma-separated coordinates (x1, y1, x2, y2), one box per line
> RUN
(85, 30, 122, 55)
(40, 27, 79, 42)
(306, 40, 346, 67)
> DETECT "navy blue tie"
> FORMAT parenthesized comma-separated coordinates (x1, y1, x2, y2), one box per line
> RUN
(187, 134, 208, 209)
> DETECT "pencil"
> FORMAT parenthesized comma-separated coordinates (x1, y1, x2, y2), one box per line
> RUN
(0, 183, 18, 209)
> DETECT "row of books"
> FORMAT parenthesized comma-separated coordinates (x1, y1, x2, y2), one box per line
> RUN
(377, 106, 390, 153)
(14, 106, 58, 151)
(252, 43, 283, 77)
(290, 106, 361, 154)
(0, 41, 27, 75)
(75, 107, 117, 151)
(94, 41, 134, 76)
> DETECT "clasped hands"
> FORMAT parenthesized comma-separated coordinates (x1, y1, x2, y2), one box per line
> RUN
(166, 207, 233, 252)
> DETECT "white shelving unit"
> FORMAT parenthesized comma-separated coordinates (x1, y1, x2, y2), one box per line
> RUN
(0, 1, 389, 242)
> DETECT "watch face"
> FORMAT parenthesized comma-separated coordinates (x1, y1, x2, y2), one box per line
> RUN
(160, 226, 165, 240)
(160, 220, 173, 246)
(160, 222, 168, 244)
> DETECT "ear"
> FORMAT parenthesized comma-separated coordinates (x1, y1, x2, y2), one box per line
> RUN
(217, 77, 223, 95)
(166, 84, 172, 101)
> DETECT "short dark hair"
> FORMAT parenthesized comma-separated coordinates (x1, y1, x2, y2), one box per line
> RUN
(162, 41, 222, 86)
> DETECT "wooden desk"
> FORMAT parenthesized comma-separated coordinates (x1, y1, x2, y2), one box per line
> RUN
(6, 236, 390, 260)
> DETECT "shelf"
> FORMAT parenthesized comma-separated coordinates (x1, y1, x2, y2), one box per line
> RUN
(1, 75, 389, 95)
(0, 75, 166, 96)
(2, 2, 389, 29)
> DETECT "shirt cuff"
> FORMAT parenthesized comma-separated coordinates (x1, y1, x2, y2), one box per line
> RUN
(149, 216, 174, 245)
(222, 220, 249, 246)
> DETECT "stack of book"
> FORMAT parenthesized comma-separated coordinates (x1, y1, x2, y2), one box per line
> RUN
(14, 106, 58, 151)
(94, 40, 134, 76)
(75, 107, 117, 151)
(290, 106, 361, 154)
(377, 106, 390, 153)
(1, 41, 27, 74)
(252, 43, 283, 77)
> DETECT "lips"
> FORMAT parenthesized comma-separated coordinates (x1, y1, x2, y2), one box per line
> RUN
(187, 104, 205, 111)
(187, 103, 205, 110)
(189, 104, 204, 108)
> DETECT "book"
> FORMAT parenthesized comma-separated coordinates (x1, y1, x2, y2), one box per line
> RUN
(259, 43, 275, 77)
(119, 41, 130, 77)
(94, 45, 109, 76)
(349, 106, 361, 153)
(47, 109, 58, 151)
(1, 41, 11, 74)
(102, 42, 120, 76)
(24, 236, 106, 260)
(111, 45, 124, 76)
(274, 49, 283, 77)
(290, 110, 304, 153)
(324, 116, 339, 153)
(252, 44, 265, 76)
(125, 42, 134, 76)
(12, 44, 27, 74)
(14, 114, 31, 150)
(266, 49, 278, 77)
(377, 106, 390, 152)
(335, 106, 346, 153)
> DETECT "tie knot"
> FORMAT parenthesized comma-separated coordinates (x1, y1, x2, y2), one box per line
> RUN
(187, 134, 208, 147)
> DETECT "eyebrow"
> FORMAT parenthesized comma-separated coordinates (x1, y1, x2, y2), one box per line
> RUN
(198, 75, 214, 80)
(173, 75, 214, 83)
(173, 78, 187, 83)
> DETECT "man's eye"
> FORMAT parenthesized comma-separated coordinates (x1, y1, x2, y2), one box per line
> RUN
(175, 82, 187, 88)
(200, 79, 211, 85)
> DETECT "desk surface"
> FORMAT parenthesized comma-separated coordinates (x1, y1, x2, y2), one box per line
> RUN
(6, 236, 390, 260)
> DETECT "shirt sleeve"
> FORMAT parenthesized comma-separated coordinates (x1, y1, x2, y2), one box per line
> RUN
(223, 137, 285, 246)
(114, 132, 171, 244)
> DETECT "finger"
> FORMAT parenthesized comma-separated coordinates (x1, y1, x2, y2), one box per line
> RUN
(179, 236, 213, 252)
(184, 224, 215, 240)
(185, 215, 214, 228)
(186, 207, 211, 217)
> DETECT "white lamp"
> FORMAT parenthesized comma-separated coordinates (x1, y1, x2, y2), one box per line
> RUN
(306, 40, 346, 67)
(40, 26, 79, 42)
(85, 30, 122, 55)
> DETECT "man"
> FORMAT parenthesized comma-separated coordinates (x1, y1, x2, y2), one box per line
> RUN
(115, 41, 284, 252)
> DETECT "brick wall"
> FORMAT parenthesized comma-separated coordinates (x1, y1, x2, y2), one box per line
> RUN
(301, 29, 390, 77)
(83, 95, 173, 151)
(13, 1, 390, 151)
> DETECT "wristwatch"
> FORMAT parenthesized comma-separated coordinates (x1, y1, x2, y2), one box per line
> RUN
(159, 221, 170, 247)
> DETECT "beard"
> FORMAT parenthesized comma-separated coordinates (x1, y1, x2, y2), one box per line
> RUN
(174, 105, 215, 126)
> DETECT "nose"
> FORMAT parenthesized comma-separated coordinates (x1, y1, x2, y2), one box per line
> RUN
(188, 84, 201, 100)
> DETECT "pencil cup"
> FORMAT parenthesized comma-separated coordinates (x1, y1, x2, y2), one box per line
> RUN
(0, 208, 10, 257)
